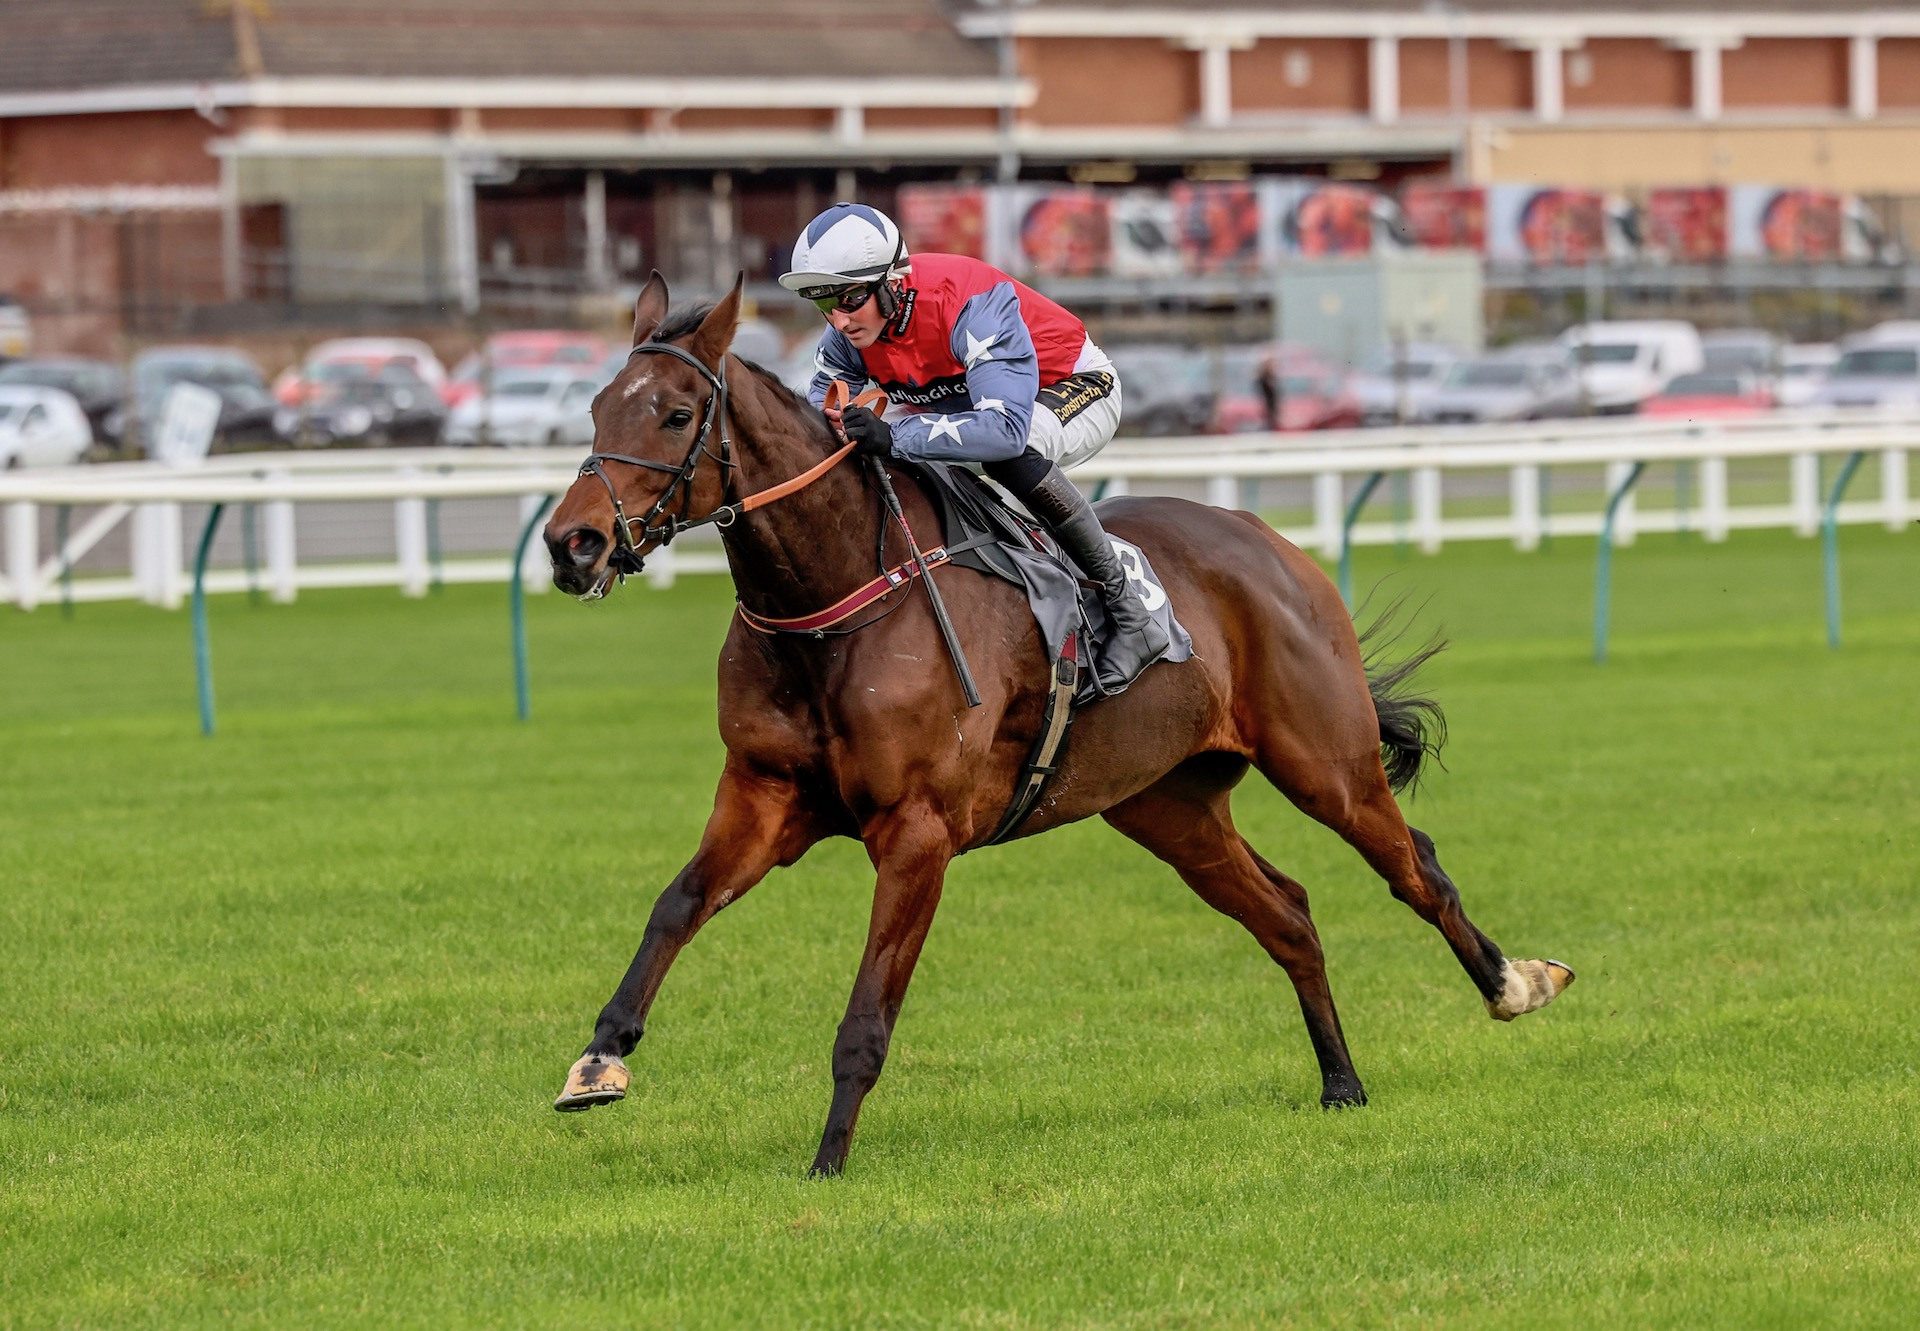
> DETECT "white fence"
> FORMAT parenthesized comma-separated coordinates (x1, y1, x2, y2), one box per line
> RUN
(1, 412, 1912, 611)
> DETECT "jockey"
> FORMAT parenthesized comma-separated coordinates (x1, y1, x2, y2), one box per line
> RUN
(779, 202, 1170, 685)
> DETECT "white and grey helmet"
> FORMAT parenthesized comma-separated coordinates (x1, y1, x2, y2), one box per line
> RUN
(779, 203, 910, 306)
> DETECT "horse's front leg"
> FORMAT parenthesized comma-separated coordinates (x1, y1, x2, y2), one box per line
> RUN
(554, 762, 819, 1111)
(809, 805, 954, 1177)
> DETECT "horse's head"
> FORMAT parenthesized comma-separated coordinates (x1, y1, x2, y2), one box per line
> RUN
(545, 270, 742, 599)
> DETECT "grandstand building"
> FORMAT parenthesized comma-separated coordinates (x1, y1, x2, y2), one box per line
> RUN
(5, 1, 1920, 341)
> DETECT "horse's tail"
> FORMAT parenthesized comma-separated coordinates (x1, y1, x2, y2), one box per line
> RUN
(1356, 595, 1448, 796)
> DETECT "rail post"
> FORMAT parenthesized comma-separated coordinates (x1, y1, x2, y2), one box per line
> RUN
(510, 495, 555, 721)
(192, 503, 227, 736)
(56, 503, 73, 618)
(1593, 460, 1646, 664)
(7, 499, 40, 610)
(1337, 471, 1387, 607)
(1822, 450, 1867, 650)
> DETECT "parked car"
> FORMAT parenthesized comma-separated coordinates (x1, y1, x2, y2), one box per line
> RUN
(0, 296, 30, 361)
(273, 361, 446, 446)
(1559, 320, 1703, 413)
(1807, 342, 1920, 410)
(274, 337, 448, 407)
(1700, 329, 1781, 380)
(1108, 343, 1211, 436)
(1774, 343, 1840, 408)
(0, 358, 127, 445)
(130, 346, 277, 451)
(1639, 371, 1776, 421)
(1348, 342, 1460, 426)
(443, 367, 603, 448)
(445, 331, 612, 409)
(1420, 349, 1583, 424)
(1211, 344, 1363, 433)
(0, 385, 91, 468)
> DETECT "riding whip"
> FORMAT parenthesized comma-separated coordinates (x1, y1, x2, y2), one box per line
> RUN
(826, 382, 982, 709)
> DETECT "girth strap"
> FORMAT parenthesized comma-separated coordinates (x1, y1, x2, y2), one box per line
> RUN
(983, 635, 1081, 846)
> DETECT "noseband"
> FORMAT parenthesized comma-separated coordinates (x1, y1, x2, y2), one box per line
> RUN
(579, 340, 740, 580)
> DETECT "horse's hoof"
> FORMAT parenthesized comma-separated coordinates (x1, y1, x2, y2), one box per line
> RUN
(553, 1052, 629, 1112)
(1321, 1087, 1368, 1111)
(1486, 958, 1576, 1022)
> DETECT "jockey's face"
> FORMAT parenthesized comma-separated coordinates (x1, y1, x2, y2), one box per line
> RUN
(827, 286, 890, 348)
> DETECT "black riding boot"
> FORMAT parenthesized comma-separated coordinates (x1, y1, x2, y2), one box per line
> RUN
(1007, 458, 1171, 688)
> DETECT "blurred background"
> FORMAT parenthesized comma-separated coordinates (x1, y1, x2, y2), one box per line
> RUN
(9, 0, 1920, 457)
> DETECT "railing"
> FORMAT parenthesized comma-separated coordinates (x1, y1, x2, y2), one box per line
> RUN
(1, 413, 1912, 614)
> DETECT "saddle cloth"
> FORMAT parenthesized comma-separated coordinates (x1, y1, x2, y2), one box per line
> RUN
(903, 460, 1194, 706)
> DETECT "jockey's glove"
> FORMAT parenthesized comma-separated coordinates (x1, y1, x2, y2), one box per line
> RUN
(840, 405, 894, 458)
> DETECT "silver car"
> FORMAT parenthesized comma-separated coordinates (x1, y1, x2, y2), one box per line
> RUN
(1349, 342, 1459, 426)
(1809, 343, 1920, 410)
(1419, 351, 1583, 425)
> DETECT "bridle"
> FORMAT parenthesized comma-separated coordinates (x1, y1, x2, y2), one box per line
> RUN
(575, 338, 857, 599)
(578, 340, 738, 588)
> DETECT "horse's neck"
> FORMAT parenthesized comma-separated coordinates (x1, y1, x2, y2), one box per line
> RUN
(720, 372, 890, 619)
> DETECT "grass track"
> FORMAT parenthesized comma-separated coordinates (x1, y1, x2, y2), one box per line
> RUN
(2, 525, 1916, 1328)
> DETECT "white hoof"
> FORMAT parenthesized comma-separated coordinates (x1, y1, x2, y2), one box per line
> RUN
(1487, 958, 1575, 1021)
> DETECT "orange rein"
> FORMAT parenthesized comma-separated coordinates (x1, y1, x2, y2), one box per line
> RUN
(734, 381, 885, 515)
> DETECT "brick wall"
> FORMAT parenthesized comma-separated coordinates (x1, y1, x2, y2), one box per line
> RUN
(1723, 38, 1849, 111)
(1563, 39, 1692, 113)
(0, 110, 217, 190)
(1233, 38, 1369, 116)
(1020, 38, 1196, 127)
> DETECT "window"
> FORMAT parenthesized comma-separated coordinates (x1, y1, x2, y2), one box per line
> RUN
(1283, 49, 1312, 88)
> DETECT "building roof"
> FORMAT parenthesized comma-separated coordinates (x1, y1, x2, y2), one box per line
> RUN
(0, 0, 999, 96)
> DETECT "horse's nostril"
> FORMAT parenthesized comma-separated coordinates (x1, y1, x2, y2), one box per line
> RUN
(549, 526, 607, 570)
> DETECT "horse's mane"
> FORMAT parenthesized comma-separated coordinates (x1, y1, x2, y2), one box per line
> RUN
(652, 300, 836, 446)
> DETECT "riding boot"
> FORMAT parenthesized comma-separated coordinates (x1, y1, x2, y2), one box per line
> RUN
(1018, 462, 1171, 687)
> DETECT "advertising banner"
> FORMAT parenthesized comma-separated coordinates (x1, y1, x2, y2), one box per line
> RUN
(1264, 180, 1388, 259)
(1015, 188, 1112, 278)
(896, 185, 990, 261)
(1109, 191, 1182, 277)
(1169, 181, 1262, 273)
(1729, 186, 1847, 261)
(1485, 186, 1628, 264)
(1400, 182, 1488, 253)
(1642, 187, 1728, 262)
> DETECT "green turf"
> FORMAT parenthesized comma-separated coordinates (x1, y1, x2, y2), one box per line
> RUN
(2, 525, 1916, 1329)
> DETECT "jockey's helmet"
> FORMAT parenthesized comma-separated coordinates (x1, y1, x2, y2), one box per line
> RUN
(779, 204, 910, 314)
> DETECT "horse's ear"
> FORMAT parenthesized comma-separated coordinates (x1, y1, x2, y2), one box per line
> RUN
(632, 271, 670, 348)
(688, 272, 745, 370)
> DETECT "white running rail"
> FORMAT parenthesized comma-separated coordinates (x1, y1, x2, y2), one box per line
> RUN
(1, 414, 1912, 611)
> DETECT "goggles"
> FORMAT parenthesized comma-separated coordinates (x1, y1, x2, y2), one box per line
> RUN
(803, 282, 878, 316)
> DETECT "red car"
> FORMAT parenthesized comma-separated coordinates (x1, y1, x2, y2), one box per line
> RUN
(444, 331, 613, 409)
(1639, 371, 1776, 421)
(1209, 344, 1365, 434)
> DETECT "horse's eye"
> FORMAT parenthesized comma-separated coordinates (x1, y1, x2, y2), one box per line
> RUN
(665, 409, 693, 430)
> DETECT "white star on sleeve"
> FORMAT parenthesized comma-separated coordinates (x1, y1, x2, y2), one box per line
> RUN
(926, 414, 968, 445)
(973, 397, 1008, 414)
(963, 330, 999, 368)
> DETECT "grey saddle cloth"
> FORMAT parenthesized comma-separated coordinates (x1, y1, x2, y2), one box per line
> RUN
(902, 460, 1193, 705)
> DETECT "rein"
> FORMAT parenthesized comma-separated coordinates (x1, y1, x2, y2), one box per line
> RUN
(578, 345, 976, 704)
(578, 339, 857, 583)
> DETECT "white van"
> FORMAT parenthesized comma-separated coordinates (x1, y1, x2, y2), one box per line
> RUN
(1557, 321, 1704, 413)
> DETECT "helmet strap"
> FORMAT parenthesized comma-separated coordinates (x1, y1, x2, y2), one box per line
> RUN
(871, 231, 906, 321)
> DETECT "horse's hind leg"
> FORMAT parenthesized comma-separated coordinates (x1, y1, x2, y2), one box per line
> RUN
(1263, 745, 1572, 1021)
(1102, 756, 1366, 1108)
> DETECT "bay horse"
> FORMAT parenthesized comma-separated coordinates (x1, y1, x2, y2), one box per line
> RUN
(543, 273, 1572, 1176)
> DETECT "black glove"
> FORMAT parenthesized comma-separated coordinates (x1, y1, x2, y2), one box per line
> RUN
(840, 404, 894, 458)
